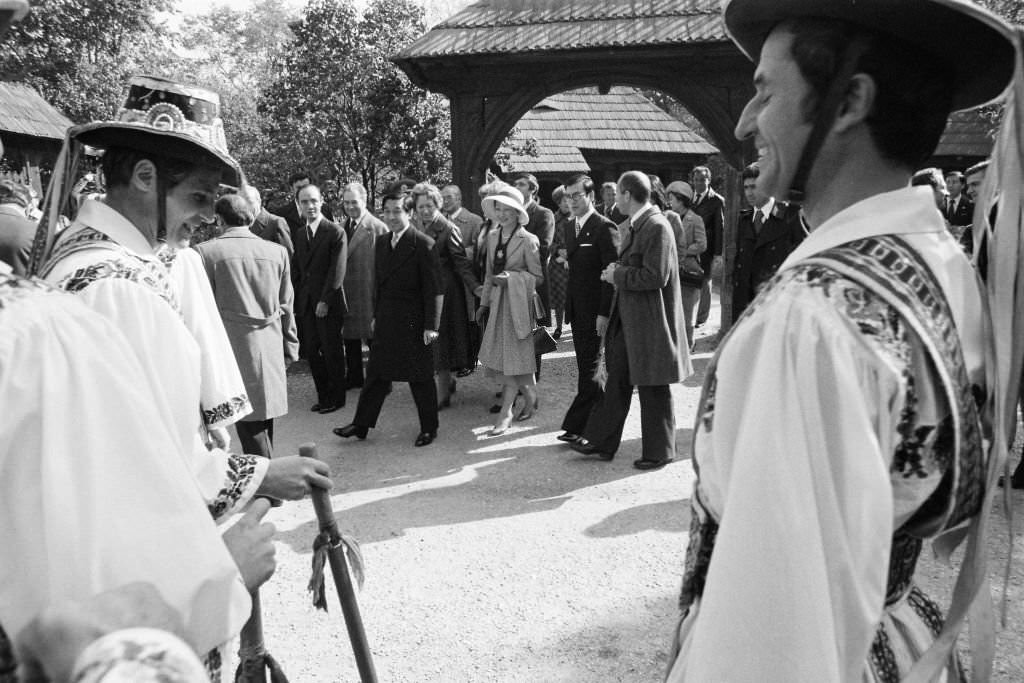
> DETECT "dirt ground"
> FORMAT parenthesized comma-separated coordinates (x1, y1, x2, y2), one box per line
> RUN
(235, 297, 1024, 682)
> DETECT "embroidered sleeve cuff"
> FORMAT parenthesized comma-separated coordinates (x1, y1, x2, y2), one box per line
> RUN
(207, 454, 268, 521)
(202, 394, 253, 429)
(72, 628, 207, 682)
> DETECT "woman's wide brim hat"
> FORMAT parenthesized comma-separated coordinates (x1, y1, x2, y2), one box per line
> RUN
(481, 186, 529, 226)
(70, 75, 242, 187)
(666, 181, 694, 203)
(723, 0, 1016, 112)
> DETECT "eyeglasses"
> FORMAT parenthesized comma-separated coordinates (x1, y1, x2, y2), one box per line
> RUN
(566, 191, 588, 201)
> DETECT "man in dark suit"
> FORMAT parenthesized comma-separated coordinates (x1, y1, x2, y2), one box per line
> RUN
(442, 183, 485, 374)
(242, 185, 293, 258)
(275, 171, 334, 245)
(333, 193, 443, 447)
(732, 163, 805, 322)
(943, 170, 973, 229)
(598, 181, 628, 224)
(572, 172, 691, 469)
(292, 184, 348, 414)
(557, 174, 620, 444)
(513, 173, 555, 376)
(0, 180, 35, 276)
(690, 165, 725, 327)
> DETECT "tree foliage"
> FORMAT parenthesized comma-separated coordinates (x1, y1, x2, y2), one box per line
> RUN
(0, 0, 172, 123)
(259, 0, 451, 206)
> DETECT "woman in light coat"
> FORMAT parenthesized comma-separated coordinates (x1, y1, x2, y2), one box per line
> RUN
(476, 186, 543, 435)
(665, 181, 707, 349)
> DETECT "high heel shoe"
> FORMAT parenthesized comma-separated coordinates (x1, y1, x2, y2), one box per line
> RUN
(489, 414, 513, 436)
(515, 394, 539, 422)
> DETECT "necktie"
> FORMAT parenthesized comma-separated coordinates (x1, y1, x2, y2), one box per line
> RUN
(575, 218, 582, 238)
(305, 224, 313, 244)
(753, 210, 764, 235)
(391, 233, 400, 249)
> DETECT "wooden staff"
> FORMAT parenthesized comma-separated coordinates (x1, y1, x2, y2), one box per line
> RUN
(300, 443, 377, 683)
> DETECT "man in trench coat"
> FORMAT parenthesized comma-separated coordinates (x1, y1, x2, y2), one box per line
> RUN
(333, 192, 443, 447)
(198, 193, 299, 458)
(339, 181, 387, 389)
(572, 171, 693, 469)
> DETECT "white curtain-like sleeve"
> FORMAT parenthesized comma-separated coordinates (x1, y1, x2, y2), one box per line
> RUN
(677, 289, 897, 682)
(0, 294, 250, 654)
(171, 249, 252, 429)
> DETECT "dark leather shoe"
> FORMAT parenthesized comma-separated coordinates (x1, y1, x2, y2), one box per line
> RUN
(333, 424, 367, 439)
(557, 432, 581, 443)
(414, 431, 436, 447)
(456, 367, 475, 378)
(633, 457, 673, 471)
(319, 402, 344, 414)
(571, 439, 613, 460)
(311, 403, 322, 412)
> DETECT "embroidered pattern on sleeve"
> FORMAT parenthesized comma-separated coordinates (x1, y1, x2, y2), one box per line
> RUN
(202, 394, 252, 427)
(71, 628, 208, 682)
(207, 454, 259, 520)
(56, 258, 180, 314)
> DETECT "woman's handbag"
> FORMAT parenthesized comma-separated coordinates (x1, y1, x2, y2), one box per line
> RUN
(679, 255, 705, 288)
(533, 326, 557, 355)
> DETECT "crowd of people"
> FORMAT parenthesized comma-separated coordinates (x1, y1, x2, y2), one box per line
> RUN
(0, 0, 1020, 679)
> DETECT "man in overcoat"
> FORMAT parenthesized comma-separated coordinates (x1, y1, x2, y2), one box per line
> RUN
(243, 185, 293, 258)
(557, 173, 620, 444)
(198, 193, 299, 458)
(333, 193, 443, 447)
(573, 171, 692, 469)
(339, 182, 387, 389)
(292, 184, 348, 413)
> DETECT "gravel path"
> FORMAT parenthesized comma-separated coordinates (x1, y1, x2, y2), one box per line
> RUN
(235, 301, 1024, 682)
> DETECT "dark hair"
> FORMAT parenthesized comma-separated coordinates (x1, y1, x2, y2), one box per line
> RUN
(100, 147, 198, 190)
(741, 163, 760, 181)
(512, 173, 539, 195)
(667, 191, 693, 210)
(381, 192, 414, 213)
(563, 173, 594, 195)
(0, 179, 28, 207)
(691, 165, 711, 180)
(215, 193, 256, 227)
(911, 167, 944, 190)
(287, 171, 312, 187)
(783, 18, 953, 170)
(944, 170, 964, 181)
(618, 171, 650, 205)
(648, 175, 667, 210)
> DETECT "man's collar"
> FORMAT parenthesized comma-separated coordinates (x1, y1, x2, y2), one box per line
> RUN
(72, 199, 154, 256)
(781, 187, 945, 271)
(307, 214, 324, 230)
(576, 205, 596, 225)
(629, 203, 653, 226)
(391, 225, 410, 241)
(757, 197, 775, 219)
(448, 207, 463, 220)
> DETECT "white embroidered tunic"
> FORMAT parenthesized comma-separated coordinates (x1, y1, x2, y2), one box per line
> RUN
(0, 263, 249, 656)
(41, 200, 267, 520)
(667, 188, 986, 682)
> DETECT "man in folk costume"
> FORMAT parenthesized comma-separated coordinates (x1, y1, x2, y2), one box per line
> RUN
(339, 181, 388, 390)
(665, 1, 1016, 681)
(198, 193, 299, 459)
(32, 76, 331, 525)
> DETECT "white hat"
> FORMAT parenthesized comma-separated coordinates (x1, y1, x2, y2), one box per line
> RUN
(481, 185, 528, 226)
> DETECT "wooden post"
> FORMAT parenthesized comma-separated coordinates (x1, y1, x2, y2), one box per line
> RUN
(449, 94, 486, 214)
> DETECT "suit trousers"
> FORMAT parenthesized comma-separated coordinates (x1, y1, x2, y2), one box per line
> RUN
(560, 313, 603, 435)
(344, 338, 365, 387)
(582, 325, 676, 462)
(353, 373, 439, 434)
(696, 278, 712, 325)
(236, 419, 274, 459)
(301, 310, 346, 407)
(680, 286, 701, 349)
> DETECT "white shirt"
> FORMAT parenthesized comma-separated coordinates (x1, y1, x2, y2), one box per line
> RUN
(628, 202, 653, 227)
(390, 225, 410, 247)
(754, 197, 776, 224)
(306, 213, 324, 237)
(448, 207, 463, 221)
(668, 187, 984, 682)
(574, 205, 596, 234)
(0, 263, 250, 653)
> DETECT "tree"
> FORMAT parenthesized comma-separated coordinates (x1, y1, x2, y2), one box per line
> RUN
(259, 0, 452, 206)
(0, 0, 173, 123)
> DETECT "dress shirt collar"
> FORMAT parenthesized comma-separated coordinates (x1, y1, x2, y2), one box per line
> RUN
(575, 205, 596, 227)
(756, 197, 775, 222)
(780, 187, 944, 271)
(390, 225, 410, 245)
(448, 207, 463, 221)
(629, 203, 653, 227)
(306, 213, 324, 234)
(72, 199, 155, 257)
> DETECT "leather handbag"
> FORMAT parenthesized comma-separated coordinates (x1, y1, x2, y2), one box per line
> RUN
(533, 327, 557, 355)
(679, 255, 705, 288)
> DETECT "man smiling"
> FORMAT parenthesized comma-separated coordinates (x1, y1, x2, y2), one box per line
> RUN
(667, 1, 1014, 680)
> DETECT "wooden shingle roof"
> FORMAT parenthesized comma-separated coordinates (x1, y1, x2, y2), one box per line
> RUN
(934, 108, 995, 158)
(503, 87, 718, 173)
(396, 0, 725, 60)
(0, 82, 72, 140)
